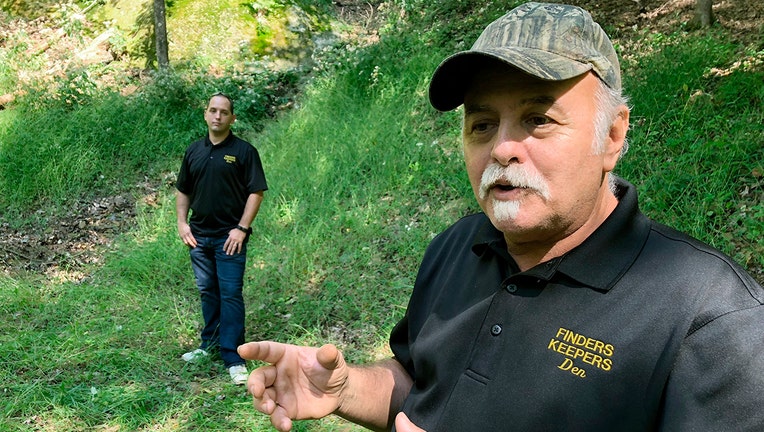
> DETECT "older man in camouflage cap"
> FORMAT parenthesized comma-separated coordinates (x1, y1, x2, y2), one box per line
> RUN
(238, 3, 764, 431)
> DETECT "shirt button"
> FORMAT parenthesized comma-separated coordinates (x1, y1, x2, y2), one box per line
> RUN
(491, 324, 502, 336)
(506, 284, 518, 293)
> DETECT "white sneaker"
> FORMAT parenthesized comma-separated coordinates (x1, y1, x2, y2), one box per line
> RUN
(181, 348, 209, 362)
(228, 364, 248, 385)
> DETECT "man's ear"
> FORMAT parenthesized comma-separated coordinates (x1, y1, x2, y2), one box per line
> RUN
(603, 105, 629, 172)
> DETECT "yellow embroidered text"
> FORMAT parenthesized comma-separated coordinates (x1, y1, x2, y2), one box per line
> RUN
(547, 327, 615, 378)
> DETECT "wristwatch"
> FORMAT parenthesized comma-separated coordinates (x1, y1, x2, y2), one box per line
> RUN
(235, 225, 252, 234)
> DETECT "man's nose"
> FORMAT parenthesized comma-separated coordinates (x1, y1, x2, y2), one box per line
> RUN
(491, 126, 526, 166)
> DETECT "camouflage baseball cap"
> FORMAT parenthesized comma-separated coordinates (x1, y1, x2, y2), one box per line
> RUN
(429, 2, 621, 112)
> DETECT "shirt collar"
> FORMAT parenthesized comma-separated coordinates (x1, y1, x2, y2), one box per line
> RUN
(205, 132, 235, 147)
(556, 178, 651, 290)
(471, 177, 652, 291)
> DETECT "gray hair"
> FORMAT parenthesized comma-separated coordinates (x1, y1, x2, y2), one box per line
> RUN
(592, 80, 629, 157)
(592, 79, 629, 193)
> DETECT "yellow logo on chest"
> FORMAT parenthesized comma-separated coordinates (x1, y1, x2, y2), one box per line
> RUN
(224, 155, 237, 164)
(547, 327, 615, 378)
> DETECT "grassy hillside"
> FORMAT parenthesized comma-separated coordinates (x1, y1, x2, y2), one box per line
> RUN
(1, 0, 763, 430)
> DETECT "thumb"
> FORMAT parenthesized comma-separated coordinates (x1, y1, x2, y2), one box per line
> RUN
(315, 344, 344, 370)
(395, 412, 426, 432)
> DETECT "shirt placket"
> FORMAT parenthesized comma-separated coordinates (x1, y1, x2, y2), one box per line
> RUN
(466, 265, 557, 379)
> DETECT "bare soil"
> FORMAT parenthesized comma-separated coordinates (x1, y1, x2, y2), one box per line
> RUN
(586, 0, 764, 43)
(1, 0, 762, 279)
(0, 180, 166, 279)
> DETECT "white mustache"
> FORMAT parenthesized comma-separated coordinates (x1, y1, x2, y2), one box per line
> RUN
(479, 163, 551, 200)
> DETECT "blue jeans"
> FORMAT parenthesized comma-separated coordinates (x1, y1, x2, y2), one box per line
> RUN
(189, 235, 247, 367)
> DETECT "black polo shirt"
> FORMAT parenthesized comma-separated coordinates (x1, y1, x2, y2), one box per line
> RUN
(176, 133, 268, 237)
(390, 178, 764, 431)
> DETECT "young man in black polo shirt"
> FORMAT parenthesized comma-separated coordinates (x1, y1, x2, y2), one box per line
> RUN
(176, 93, 267, 385)
(236, 2, 764, 430)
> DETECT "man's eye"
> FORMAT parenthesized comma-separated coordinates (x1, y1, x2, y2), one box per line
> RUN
(527, 116, 551, 126)
(471, 122, 492, 133)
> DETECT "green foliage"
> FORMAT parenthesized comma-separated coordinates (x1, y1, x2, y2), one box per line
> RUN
(244, 0, 288, 14)
(0, 24, 46, 95)
(0, 66, 298, 216)
(618, 30, 764, 268)
(0, 42, 19, 94)
(22, 68, 100, 109)
(0, 0, 58, 19)
(388, 0, 522, 50)
(167, 0, 311, 67)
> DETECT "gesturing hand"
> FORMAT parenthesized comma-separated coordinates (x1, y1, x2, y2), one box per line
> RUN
(237, 341, 349, 432)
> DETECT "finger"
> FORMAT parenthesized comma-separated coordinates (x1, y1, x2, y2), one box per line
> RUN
(247, 364, 277, 398)
(270, 405, 294, 432)
(228, 243, 238, 256)
(316, 344, 343, 370)
(181, 233, 194, 247)
(254, 386, 279, 414)
(238, 341, 288, 364)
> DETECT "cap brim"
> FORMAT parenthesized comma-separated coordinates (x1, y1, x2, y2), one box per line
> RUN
(428, 48, 593, 112)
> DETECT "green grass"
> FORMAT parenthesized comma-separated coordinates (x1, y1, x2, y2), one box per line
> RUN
(1, 0, 763, 430)
(618, 29, 764, 268)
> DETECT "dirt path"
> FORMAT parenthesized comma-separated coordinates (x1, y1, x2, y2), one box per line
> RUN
(0, 182, 164, 279)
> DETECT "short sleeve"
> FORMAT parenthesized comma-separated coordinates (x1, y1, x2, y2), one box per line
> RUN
(176, 148, 193, 194)
(245, 145, 268, 193)
(659, 305, 764, 431)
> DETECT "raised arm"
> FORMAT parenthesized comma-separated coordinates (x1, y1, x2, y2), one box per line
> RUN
(238, 341, 412, 432)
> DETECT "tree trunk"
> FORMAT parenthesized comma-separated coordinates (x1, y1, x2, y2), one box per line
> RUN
(695, 0, 714, 27)
(153, 0, 169, 69)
